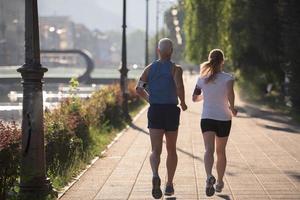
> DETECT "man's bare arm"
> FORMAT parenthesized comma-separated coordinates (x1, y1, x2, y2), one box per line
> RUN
(174, 66, 187, 111)
(136, 66, 150, 102)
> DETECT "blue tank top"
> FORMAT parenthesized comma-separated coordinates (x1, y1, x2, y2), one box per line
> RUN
(148, 60, 178, 105)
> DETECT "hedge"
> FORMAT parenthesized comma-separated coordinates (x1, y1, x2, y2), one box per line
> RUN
(0, 81, 144, 199)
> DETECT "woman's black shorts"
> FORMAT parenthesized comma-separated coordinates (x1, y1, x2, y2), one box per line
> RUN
(147, 104, 181, 132)
(201, 119, 231, 137)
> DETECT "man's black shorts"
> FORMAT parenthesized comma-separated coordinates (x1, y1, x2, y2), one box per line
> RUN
(147, 104, 181, 132)
(201, 119, 231, 137)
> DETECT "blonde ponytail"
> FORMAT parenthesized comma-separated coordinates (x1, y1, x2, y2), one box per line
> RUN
(200, 49, 224, 83)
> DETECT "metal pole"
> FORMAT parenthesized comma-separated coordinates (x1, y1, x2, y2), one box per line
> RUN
(155, 0, 159, 60)
(145, 0, 149, 66)
(17, 0, 55, 198)
(119, 0, 129, 118)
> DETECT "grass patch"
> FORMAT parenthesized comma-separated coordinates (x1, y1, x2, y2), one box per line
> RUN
(51, 100, 147, 191)
(129, 100, 147, 117)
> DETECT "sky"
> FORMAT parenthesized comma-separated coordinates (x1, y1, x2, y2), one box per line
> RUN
(38, 0, 177, 35)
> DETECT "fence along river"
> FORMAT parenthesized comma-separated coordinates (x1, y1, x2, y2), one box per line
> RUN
(0, 66, 143, 121)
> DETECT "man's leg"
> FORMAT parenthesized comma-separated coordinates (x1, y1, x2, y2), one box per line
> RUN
(165, 131, 178, 185)
(149, 128, 164, 177)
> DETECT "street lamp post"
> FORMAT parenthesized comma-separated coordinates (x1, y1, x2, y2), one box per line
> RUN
(17, 0, 55, 199)
(119, 0, 130, 118)
(145, 0, 149, 66)
(155, 0, 159, 60)
(155, 0, 177, 60)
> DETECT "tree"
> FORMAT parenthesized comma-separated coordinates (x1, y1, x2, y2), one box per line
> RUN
(184, 0, 233, 63)
(278, 0, 300, 112)
(164, 0, 185, 63)
(229, 0, 284, 90)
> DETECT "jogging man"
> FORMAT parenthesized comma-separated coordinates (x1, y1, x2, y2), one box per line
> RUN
(136, 38, 187, 199)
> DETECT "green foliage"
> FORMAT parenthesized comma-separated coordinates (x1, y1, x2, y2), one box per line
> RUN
(183, 0, 300, 112)
(0, 122, 21, 200)
(184, 0, 227, 63)
(69, 77, 80, 98)
(278, 0, 300, 112)
(44, 82, 143, 189)
(44, 98, 90, 188)
(164, 1, 185, 63)
(0, 81, 145, 198)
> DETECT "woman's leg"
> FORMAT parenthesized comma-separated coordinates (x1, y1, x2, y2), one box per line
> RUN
(202, 131, 216, 177)
(165, 131, 178, 185)
(215, 136, 229, 183)
(149, 128, 164, 177)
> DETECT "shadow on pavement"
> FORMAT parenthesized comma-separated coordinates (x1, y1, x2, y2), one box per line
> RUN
(236, 104, 300, 134)
(235, 115, 251, 118)
(285, 172, 300, 181)
(235, 106, 247, 113)
(263, 124, 298, 133)
(129, 123, 149, 135)
(129, 123, 203, 162)
(243, 104, 292, 124)
(217, 194, 232, 200)
(164, 197, 176, 200)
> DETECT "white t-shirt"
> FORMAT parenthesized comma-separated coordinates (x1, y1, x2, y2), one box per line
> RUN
(196, 72, 234, 121)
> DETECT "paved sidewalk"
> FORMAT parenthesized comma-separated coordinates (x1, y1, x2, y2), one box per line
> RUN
(60, 74, 300, 200)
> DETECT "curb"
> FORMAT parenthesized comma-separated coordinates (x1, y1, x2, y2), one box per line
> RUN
(58, 105, 149, 199)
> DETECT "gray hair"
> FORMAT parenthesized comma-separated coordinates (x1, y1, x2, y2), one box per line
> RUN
(158, 38, 173, 54)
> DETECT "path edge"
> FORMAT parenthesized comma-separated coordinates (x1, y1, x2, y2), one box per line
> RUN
(58, 105, 149, 199)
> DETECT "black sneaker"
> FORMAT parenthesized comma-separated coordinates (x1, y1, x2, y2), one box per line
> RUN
(205, 175, 216, 197)
(164, 184, 174, 196)
(152, 176, 162, 199)
(215, 181, 224, 193)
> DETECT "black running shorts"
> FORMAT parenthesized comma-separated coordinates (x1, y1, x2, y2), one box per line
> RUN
(201, 119, 231, 137)
(147, 104, 181, 132)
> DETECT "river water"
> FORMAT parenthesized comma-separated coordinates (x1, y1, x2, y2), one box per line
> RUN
(0, 67, 143, 122)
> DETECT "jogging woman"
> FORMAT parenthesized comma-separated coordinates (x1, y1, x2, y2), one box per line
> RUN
(192, 49, 237, 197)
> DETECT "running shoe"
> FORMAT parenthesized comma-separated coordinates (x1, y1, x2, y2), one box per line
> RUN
(215, 181, 224, 193)
(164, 184, 174, 196)
(152, 176, 162, 199)
(205, 175, 216, 197)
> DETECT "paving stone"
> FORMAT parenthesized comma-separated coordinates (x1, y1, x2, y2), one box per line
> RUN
(60, 74, 300, 200)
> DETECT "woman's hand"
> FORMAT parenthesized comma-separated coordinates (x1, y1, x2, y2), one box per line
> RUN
(230, 107, 238, 116)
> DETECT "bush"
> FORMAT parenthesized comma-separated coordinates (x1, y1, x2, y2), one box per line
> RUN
(83, 85, 119, 128)
(0, 121, 21, 200)
(0, 81, 144, 197)
(44, 98, 90, 188)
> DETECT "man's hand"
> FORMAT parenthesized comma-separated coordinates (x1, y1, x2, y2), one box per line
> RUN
(180, 102, 188, 111)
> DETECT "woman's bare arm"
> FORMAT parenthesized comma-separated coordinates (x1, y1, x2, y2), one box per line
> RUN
(227, 79, 237, 116)
(192, 86, 203, 102)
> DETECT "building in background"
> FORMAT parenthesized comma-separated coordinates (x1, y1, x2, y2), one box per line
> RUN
(39, 16, 75, 50)
(0, 1, 142, 68)
(40, 16, 112, 68)
(91, 29, 111, 66)
(39, 16, 79, 68)
(0, 0, 25, 66)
